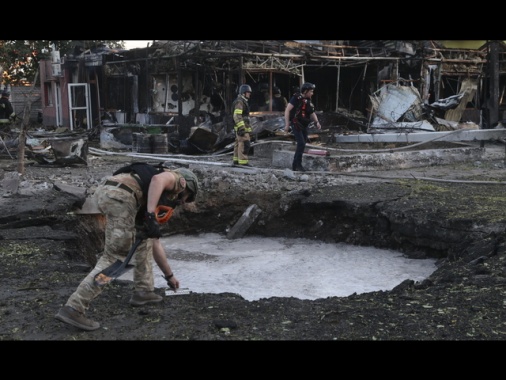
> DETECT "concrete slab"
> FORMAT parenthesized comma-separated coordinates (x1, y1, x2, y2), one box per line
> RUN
(272, 145, 486, 172)
(334, 128, 506, 143)
(226, 204, 263, 239)
(52, 181, 87, 199)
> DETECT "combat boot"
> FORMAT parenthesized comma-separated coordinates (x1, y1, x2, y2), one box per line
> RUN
(129, 291, 163, 306)
(55, 306, 100, 331)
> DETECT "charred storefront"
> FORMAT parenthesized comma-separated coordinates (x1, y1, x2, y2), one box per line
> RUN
(36, 40, 506, 148)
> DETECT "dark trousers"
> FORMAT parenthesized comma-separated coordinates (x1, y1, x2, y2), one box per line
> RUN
(291, 122, 308, 169)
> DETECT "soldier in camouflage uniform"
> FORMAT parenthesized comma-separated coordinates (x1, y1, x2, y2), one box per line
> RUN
(55, 164, 199, 331)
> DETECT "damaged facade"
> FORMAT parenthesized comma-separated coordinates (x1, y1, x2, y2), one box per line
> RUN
(34, 40, 506, 156)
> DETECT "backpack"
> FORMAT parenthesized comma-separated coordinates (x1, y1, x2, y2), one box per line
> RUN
(291, 93, 311, 127)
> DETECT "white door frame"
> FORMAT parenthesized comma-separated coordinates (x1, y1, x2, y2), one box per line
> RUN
(68, 83, 92, 130)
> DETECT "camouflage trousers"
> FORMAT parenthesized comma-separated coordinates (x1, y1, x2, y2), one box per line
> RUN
(66, 183, 154, 314)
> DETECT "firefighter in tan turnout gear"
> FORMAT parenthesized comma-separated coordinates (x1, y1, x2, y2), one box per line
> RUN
(232, 84, 253, 167)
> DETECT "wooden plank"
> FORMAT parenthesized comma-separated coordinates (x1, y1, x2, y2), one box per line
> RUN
(445, 78, 477, 122)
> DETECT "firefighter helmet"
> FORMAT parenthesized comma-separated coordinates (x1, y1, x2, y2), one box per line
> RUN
(174, 168, 199, 203)
(239, 84, 252, 95)
(301, 82, 315, 93)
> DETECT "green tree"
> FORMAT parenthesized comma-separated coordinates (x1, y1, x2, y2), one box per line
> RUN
(0, 40, 124, 86)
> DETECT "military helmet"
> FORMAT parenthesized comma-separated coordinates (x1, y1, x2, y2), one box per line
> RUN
(174, 168, 199, 203)
(239, 84, 252, 95)
(273, 86, 281, 95)
(301, 82, 315, 93)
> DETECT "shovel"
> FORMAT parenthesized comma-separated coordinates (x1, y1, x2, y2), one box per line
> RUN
(93, 206, 174, 287)
(94, 236, 143, 286)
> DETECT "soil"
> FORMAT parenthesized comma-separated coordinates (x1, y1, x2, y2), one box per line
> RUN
(2, 141, 506, 341)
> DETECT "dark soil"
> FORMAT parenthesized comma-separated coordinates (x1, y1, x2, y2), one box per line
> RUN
(2, 143, 506, 341)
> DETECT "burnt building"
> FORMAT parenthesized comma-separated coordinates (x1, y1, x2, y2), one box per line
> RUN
(37, 40, 506, 138)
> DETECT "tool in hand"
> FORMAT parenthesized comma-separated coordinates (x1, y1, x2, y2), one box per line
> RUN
(154, 205, 174, 224)
(94, 236, 143, 286)
(163, 273, 191, 296)
(165, 287, 191, 296)
(93, 205, 174, 287)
